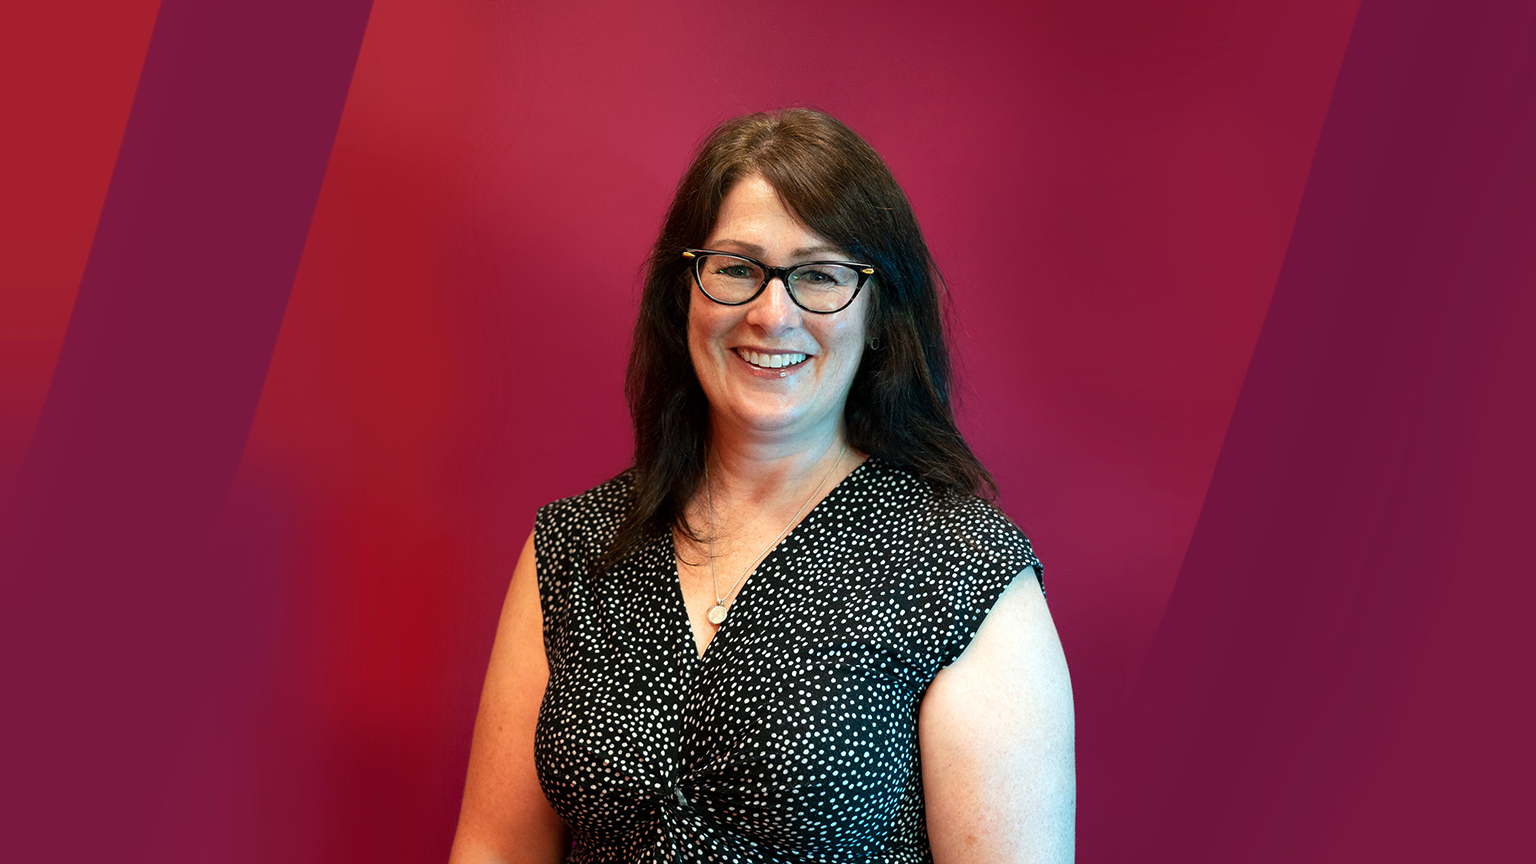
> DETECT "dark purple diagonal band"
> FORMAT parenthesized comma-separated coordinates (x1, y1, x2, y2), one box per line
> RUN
(1120, 0, 1536, 861)
(0, 1, 371, 860)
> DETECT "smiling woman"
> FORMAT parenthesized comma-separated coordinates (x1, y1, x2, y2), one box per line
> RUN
(685, 175, 871, 449)
(449, 109, 1074, 863)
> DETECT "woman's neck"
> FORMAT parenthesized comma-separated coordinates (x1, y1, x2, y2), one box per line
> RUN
(703, 423, 858, 511)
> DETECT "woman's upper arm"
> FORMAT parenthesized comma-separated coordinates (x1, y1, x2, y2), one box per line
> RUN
(449, 530, 569, 864)
(919, 567, 1075, 864)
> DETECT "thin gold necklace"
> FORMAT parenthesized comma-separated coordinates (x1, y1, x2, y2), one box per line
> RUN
(703, 443, 848, 626)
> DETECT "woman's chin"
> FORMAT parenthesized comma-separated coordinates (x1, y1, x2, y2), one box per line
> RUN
(712, 406, 831, 443)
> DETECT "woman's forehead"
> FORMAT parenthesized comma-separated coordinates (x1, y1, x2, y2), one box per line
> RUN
(708, 176, 843, 258)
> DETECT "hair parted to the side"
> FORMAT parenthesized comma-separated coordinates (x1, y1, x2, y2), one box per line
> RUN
(599, 107, 996, 573)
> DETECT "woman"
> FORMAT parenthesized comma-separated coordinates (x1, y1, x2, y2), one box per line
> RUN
(450, 109, 1074, 863)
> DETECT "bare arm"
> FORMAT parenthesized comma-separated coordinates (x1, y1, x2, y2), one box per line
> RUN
(919, 568, 1075, 863)
(449, 531, 569, 864)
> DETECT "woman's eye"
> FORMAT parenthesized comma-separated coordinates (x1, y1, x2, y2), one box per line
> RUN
(718, 265, 755, 279)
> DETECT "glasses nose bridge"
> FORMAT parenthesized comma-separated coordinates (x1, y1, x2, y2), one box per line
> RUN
(748, 264, 802, 324)
(758, 264, 802, 305)
(760, 263, 794, 288)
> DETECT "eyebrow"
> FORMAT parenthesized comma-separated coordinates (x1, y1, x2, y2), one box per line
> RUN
(709, 239, 850, 260)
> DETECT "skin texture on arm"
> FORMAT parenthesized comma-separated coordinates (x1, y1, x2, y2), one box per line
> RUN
(449, 531, 569, 864)
(919, 568, 1076, 863)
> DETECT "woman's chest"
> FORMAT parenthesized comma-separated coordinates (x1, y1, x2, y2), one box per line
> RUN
(535, 552, 949, 856)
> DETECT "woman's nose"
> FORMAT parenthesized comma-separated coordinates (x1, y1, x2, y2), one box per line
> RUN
(745, 276, 800, 333)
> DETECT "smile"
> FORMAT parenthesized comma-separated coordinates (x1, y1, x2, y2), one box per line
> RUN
(735, 349, 809, 370)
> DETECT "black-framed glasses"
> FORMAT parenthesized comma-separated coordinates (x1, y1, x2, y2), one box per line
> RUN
(683, 249, 875, 314)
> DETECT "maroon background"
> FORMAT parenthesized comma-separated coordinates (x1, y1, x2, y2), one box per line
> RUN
(2, 0, 1531, 862)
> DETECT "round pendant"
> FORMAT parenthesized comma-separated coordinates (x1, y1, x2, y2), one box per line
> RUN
(707, 604, 729, 625)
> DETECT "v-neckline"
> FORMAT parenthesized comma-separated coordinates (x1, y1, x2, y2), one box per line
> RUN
(671, 457, 873, 664)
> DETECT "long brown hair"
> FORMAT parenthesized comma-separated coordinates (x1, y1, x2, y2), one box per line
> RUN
(600, 108, 994, 572)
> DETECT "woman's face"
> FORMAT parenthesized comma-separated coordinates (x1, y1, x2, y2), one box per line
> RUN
(688, 174, 870, 448)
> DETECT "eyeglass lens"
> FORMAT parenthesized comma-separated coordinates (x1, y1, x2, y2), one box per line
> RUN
(694, 253, 860, 312)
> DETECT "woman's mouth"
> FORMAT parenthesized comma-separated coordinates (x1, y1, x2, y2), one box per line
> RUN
(735, 349, 810, 372)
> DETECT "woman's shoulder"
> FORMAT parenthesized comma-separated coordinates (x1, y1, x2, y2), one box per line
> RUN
(847, 457, 1044, 668)
(856, 457, 1026, 533)
(857, 456, 1042, 586)
(539, 468, 633, 514)
(534, 469, 635, 551)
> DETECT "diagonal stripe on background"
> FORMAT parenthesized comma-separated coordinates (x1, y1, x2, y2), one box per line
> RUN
(0, 1, 372, 860)
(1120, 0, 1536, 860)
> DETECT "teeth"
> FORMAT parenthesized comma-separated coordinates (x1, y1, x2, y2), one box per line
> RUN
(740, 350, 807, 369)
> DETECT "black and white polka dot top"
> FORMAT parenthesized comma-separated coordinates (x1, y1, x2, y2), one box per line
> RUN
(532, 457, 1042, 863)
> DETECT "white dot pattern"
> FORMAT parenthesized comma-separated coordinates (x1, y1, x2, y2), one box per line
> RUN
(533, 457, 1042, 863)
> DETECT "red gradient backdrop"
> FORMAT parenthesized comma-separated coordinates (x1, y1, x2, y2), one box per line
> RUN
(5, 0, 1357, 859)
(220, 2, 1360, 860)
(19, 1, 1533, 863)
(0, 1, 161, 498)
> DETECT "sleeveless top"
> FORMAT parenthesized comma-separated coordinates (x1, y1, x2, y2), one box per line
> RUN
(532, 457, 1042, 863)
